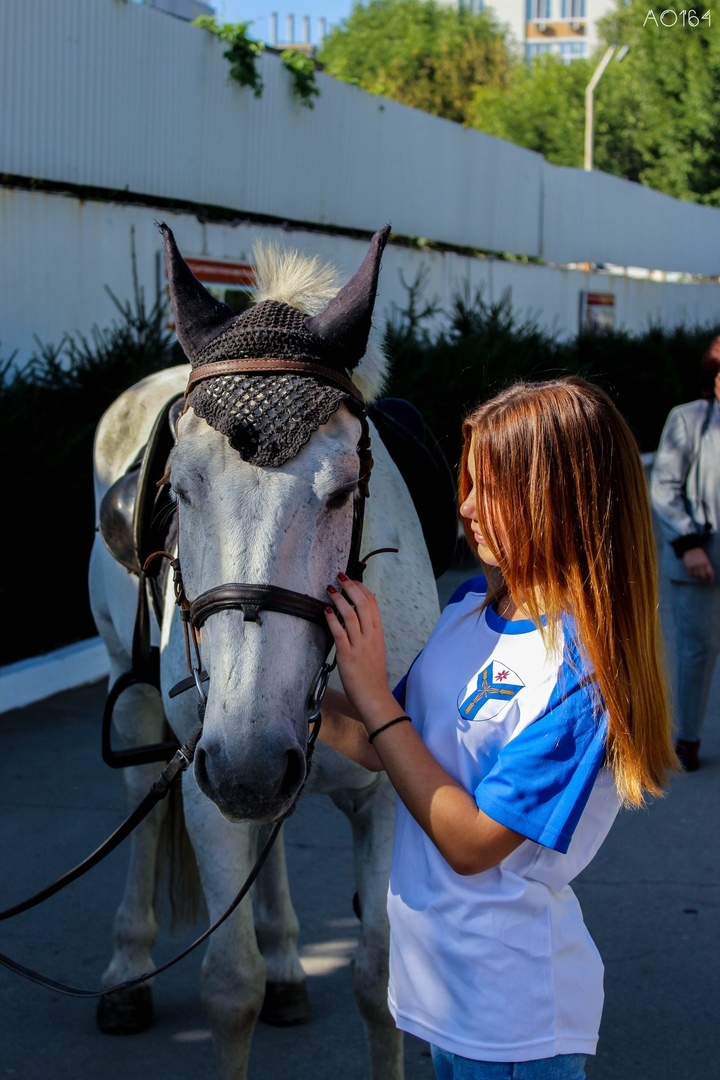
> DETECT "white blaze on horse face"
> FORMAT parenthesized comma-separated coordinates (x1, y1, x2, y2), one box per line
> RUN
(169, 404, 361, 823)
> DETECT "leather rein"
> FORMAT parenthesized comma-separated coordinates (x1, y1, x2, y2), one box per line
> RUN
(0, 357, 394, 998)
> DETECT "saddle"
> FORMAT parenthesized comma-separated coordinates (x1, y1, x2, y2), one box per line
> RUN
(99, 394, 184, 622)
(97, 394, 185, 767)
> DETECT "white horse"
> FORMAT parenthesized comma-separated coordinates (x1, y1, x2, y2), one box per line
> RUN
(88, 226, 440, 1079)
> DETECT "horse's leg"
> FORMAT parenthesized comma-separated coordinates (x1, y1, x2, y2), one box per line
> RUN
(96, 680, 169, 1034)
(252, 823, 311, 1026)
(332, 774, 404, 1080)
(182, 772, 266, 1080)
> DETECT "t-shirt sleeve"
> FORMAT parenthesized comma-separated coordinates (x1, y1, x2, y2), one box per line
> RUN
(392, 650, 424, 712)
(474, 670, 607, 855)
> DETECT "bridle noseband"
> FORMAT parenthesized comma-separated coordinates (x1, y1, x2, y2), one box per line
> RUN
(190, 583, 329, 630)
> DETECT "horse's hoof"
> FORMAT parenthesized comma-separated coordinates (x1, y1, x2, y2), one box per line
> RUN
(260, 980, 312, 1026)
(96, 985, 155, 1035)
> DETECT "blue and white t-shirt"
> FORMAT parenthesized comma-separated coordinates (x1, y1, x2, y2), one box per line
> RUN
(387, 576, 620, 1062)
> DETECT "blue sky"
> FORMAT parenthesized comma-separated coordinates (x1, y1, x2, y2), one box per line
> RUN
(212, 0, 355, 45)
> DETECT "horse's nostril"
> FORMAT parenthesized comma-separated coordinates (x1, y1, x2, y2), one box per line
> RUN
(194, 745, 209, 789)
(280, 746, 305, 798)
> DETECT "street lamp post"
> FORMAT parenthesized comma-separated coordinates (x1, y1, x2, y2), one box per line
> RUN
(584, 44, 628, 171)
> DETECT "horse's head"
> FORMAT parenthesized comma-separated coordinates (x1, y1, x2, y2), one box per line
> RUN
(161, 224, 390, 822)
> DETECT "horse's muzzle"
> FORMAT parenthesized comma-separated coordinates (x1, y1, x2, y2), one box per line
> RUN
(193, 736, 306, 822)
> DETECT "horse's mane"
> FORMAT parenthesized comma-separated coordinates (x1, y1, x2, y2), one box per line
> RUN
(251, 240, 388, 403)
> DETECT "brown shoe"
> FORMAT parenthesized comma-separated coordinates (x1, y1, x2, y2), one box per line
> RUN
(675, 739, 701, 772)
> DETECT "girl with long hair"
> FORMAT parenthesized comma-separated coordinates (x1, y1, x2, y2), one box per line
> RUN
(320, 375, 676, 1080)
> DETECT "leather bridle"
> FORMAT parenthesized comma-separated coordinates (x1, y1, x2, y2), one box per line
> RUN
(162, 356, 378, 726)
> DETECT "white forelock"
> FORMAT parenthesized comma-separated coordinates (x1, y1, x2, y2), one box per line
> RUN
(251, 240, 341, 314)
(251, 239, 389, 404)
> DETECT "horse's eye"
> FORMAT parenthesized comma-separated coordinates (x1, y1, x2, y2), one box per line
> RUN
(171, 484, 190, 506)
(326, 485, 356, 511)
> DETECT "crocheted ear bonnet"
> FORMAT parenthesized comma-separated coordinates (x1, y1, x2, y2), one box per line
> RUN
(160, 224, 390, 467)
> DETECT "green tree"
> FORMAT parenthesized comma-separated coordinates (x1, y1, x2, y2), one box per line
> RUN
(594, 1, 720, 205)
(470, 1, 720, 205)
(318, 0, 511, 125)
(470, 54, 590, 168)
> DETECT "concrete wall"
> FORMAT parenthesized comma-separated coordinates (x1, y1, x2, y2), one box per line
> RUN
(1, 0, 719, 274)
(2, 0, 719, 364)
(0, 639, 109, 714)
(3, 187, 719, 365)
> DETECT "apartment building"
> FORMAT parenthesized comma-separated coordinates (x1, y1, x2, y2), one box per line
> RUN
(477, 0, 618, 61)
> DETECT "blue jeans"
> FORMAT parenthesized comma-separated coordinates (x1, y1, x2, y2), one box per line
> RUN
(430, 1046, 587, 1080)
(668, 582, 720, 741)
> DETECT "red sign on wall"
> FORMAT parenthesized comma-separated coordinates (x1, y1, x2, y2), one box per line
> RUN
(579, 291, 615, 333)
(184, 258, 255, 287)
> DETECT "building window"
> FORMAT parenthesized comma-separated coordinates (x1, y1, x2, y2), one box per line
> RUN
(526, 41, 554, 58)
(561, 0, 585, 17)
(527, 0, 551, 20)
(558, 40, 587, 59)
(526, 32, 586, 62)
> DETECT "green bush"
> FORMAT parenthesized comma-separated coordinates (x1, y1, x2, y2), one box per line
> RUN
(1, 256, 714, 666)
(383, 269, 717, 468)
(0, 239, 183, 666)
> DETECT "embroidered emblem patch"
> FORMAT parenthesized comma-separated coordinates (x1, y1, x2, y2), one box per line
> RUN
(457, 661, 525, 722)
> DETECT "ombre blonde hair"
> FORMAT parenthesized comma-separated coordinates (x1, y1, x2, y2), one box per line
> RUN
(459, 376, 677, 807)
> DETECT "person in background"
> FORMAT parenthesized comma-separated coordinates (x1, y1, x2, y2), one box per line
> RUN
(651, 336, 720, 772)
(320, 376, 676, 1080)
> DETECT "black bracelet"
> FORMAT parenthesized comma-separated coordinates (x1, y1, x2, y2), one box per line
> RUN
(368, 716, 412, 745)
(670, 533, 705, 558)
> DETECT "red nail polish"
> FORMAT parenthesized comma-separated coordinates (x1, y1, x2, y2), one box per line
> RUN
(327, 584, 337, 593)
(325, 605, 333, 614)
(338, 573, 348, 582)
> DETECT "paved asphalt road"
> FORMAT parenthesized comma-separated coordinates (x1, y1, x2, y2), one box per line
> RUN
(1, 564, 718, 1080)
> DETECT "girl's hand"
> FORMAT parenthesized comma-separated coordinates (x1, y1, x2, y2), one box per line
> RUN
(325, 575, 398, 724)
(325, 578, 525, 875)
(683, 547, 715, 582)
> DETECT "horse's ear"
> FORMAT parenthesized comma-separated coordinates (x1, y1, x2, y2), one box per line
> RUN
(159, 222, 234, 363)
(305, 226, 391, 370)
